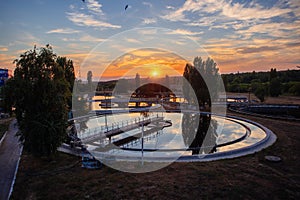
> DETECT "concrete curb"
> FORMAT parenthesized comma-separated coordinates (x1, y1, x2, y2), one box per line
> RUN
(0, 131, 8, 147)
(8, 145, 23, 200)
(177, 114, 277, 162)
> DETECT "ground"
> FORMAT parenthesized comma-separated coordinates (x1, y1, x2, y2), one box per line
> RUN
(10, 111, 300, 200)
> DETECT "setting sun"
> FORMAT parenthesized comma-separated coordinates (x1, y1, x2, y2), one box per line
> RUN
(151, 70, 159, 77)
(99, 49, 187, 80)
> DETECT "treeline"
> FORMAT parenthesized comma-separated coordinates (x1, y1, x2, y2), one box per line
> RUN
(222, 69, 300, 101)
(75, 79, 116, 93)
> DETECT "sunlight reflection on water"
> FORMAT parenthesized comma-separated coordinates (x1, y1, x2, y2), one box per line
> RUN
(80, 112, 266, 157)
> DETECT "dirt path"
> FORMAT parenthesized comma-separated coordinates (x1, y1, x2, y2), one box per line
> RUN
(0, 119, 22, 200)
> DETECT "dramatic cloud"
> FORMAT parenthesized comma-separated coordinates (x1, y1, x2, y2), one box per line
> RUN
(237, 46, 279, 54)
(286, 42, 300, 47)
(125, 38, 141, 44)
(168, 29, 203, 36)
(1, 0, 300, 73)
(161, 0, 224, 22)
(46, 28, 81, 34)
(237, 21, 300, 38)
(162, 0, 292, 22)
(61, 34, 105, 43)
(222, 2, 292, 20)
(102, 49, 187, 78)
(142, 18, 157, 25)
(0, 46, 8, 52)
(86, 0, 104, 15)
(66, 0, 120, 29)
(0, 54, 16, 68)
(67, 12, 121, 29)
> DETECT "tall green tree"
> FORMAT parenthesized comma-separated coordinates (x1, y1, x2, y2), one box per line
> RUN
(56, 57, 75, 91)
(2, 78, 15, 114)
(269, 78, 281, 97)
(269, 68, 281, 97)
(270, 68, 277, 80)
(56, 56, 75, 108)
(183, 57, 220, 108)
(5, 45, 74, 157)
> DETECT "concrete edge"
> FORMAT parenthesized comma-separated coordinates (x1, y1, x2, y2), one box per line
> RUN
(177, 115, 277, 162)
(58, 114, 277, 163)
(8, 145, 23, 200)
(0, 131, 8, 147)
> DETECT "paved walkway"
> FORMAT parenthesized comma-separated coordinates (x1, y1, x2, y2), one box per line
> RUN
(0, 119, 22, 200)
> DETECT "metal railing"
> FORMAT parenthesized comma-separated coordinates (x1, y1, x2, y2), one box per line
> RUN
(79, 114, 164, 142)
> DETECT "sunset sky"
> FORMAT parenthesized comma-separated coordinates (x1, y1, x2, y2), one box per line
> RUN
(0, 0, 299, 80)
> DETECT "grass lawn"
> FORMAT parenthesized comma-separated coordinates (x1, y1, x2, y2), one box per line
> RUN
(11, 113, 300, 199)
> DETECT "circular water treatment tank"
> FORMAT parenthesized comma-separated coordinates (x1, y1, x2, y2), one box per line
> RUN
(77, 111, 277, 173)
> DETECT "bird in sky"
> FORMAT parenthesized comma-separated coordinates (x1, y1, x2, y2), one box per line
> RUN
(125, 4, 129, 10)
(82, 0, 85, 2)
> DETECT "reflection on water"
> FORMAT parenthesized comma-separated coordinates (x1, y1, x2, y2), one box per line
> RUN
(182, 113, 217, 155)
(76, 111, 267, 157)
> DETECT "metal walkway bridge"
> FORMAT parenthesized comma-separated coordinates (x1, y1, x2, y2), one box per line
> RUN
(79, 115, 166, 144)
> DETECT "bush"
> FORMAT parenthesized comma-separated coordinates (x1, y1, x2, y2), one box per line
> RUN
(254, 84, 267, 102)
(288, 82, 300, 96)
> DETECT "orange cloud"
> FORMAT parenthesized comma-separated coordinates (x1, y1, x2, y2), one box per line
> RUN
(0, 54, 16, 71)
(100, 48, 188, 80)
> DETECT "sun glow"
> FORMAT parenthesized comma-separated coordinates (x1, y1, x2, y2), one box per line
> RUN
(99, 49, 188, 80)
(151, 70, 159, 77)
